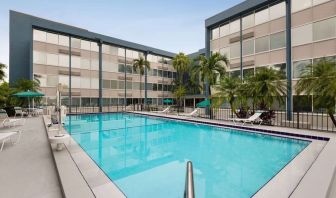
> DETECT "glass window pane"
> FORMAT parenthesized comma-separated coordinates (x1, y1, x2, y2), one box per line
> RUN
(220, 24, 230, 37)
(270, 31, 286, 50)
(81, 58, 90, 70)
(163, 71, 168, 78)
(270, 2, 286, 20)
(126, 81, 132, 90)
(293, 59, 312, 78)
(103, 80, 110, 89)
(220, 47, 230, 58)
(46, 33, 58, 44)
(255, 8, 269, 25)
(242, 14, 254, 30)
(59, 54, 69, 67)
(230, 70, 241, 79)
(153, 69, 157, 76)
(47, 54, 58, 66)
(126, 65, 132, 74)
(118, 48, 125, 57)
(313, 0, 331, 5)
(242, 39, 254, 56)
(212, 27, 219, 40)
(292, 0, 312, 13)
(33, 30, 46, 42)
(72, 76, 81, 88)
(33, 51, 46, 64)
(230, 19, 240, 34)
(71, 38, 81, 49)
(47, 75, 59, 87)
(91, 42, 99, 52)
(293, 95, 312, 112)
(111, 80, 118, 89)
(153, 84, 157, 91)
(230, 43, 240, 58)
(59, 75, 69, 87)
(255, 36, 270, 53)
(71, 56, 80, 68)
(80, 77, 90, 89)
(118, 81, 125, 89)
(59, 35, 69, 47)
(102, 44, 110, 54)
(243, 68, 254, 79)
(118, 64, 125, 73)
(91, 78, 99, 89)
(81, 40, 91, 50)
(313, 17, 336, 41)
(158, 70, 163, 77)
(271, 63, 286, 79)
(292, 24, 313, 46)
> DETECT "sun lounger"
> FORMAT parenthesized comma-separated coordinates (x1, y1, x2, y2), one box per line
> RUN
(14, 107, 28, 118)
(151, 106, 171, 113)
(230, 111, 264, 126)
(179, 108, 200, 117)
(0, 131, 22, 151)
(0, 109, 25, 127)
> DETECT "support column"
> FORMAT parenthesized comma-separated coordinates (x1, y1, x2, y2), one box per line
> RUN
(68, 36, 72, 113)
(240, 17, 243, 81)
(144, 52, 148, 109)
(193, 98, 196, 108)
(286, 0, 292, 120)
(124, 48, 127, 109)
(98, 40, 103, 112)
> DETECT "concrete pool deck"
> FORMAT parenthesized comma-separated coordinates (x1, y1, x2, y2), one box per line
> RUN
(0, 116, 63, 198)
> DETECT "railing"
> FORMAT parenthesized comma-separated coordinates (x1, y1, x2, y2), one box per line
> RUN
(184, 161, 195, 198)
(183, 107, 336, 132)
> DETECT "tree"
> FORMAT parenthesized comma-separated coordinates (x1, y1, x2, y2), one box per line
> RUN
(246, 67, 286, 110)
(212, 75, 242, 116)
(0, 63, 7, 82)
(296, 58, 336, 126)
(132, 56, 150, 104)
(192, 52, 228, 96)
(172, 53, 190, 84)
(0, 82, 13, 108)
(173, 85, 186, 113)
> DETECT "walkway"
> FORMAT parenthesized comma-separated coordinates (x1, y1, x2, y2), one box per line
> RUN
(0, 116, 63, 198)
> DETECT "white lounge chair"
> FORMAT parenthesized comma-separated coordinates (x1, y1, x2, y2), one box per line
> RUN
(14, 107, 28, 118)
(0, 131, 22, 151)
(125, 105, 134, 111)
(179, 108, 200, 117)
(151, 106, 171, 113)
(0, 109, 25, 127)
(230, 111, 264, 126)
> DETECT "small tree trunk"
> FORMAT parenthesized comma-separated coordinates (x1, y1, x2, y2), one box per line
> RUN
(139, 74, 142, 105)
(328, 112, 336, 127)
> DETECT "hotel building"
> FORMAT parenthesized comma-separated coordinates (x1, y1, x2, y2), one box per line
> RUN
(205, 0, 336, 115)
(9, 11, 177, 111)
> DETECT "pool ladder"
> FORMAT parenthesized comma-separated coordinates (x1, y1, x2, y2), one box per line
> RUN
(184, 161, 195, 198)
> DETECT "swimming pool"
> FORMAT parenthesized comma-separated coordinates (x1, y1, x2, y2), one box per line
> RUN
(64, 113, 309, 198)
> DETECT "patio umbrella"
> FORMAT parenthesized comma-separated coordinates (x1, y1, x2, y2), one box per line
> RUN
(196, 99, 211, 108)
(163, 98, 173, 104)
(13, 90, 44, 110)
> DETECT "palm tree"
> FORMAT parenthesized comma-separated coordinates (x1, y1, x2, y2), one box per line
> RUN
(296, 58, 336, 126)
(173, 85, 186, 113)
(192, 52, 228, 97)
(132, 56, 150, 104)
(0, 63, 7, 82)
(246, 67, 287, 110)
(212, 75, 242, 116)
(172, 53, 190, 84)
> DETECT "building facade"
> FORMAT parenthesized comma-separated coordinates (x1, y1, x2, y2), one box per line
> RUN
(9, 11, 177, 110)
(205, 0, 336, 115)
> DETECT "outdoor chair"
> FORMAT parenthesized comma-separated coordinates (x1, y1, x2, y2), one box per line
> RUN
(14, 107, 28, 118)
(0, 130, 22, 151)
(151, 106, 171, 113)
(179, 108, 200, 117)
(230, 111, 264, 126)
(0, 109, 25, 127)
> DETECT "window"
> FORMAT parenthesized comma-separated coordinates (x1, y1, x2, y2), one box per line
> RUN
(133, 82, 140, 90)
(313, 56, 336, 66)
(243, 68, 254, 79)
(152, 69, 158, 76)
(118, 64, 125, 73)
(220, 24, 230, 37)
(220, 47, 230, 58)
(103, 80, 110, 89)
(71, 38, 81, 49)
(71, 56, 80, 68)
(102, 44, 111, 54)
(313, 0, 331, 5)
(212, 27, 219, 40)
(47, 75, 59, 87)
(293, 59, 312, 78)
(158, 84, 163, 91)
(33, 30, 46, 42)
(270, 31, 286, 50)
(255, 36, 270, 53)
(292, 0, 312, 13)
(242, 39, 254, 56)
(111, 80, 118, 89)
(47, 54, 58, 66)
(270, 2, 285, 20)
(230, 19, 240, 34)
(158, 70, 163, 77)
(59, 54, 69, 67)
(59, 75, 69, 86)
(163, 71, 168, 78)
(126, 81, 132, 90)
(34, 74, 46, 87)
(72, 76, 81, 88)
(153, 84, 157, 91)
(80, 77, 90, 89)
(230, 43, 240, 59)
(173, 72, 177, 79)
(126, 65, 132, 74)
(242, 14, 254, 30)
(90, 42, 99, 52)
(59, 35, 69, 47)
(91, 78, 99, 89)
(292, 24, 313, 46)
(313, 17, 336, 41)
(255, 8, 269, 25)
(293, 95, 312, 112)
(147, 83, 153, 91)
(118, 80, 125, 89)
(230, 70, 241, 79)
(118, 48, 125, 57)
(81, 58, 90, 70)
(271, 63, 286, 79)
(81, 40, 91, 50)
(168, 71, 172, 78)
(46, 33, 58, 44)
(33, 51, 46, 64)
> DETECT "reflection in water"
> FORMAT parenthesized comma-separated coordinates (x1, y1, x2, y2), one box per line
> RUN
(65, 113, 309, 198)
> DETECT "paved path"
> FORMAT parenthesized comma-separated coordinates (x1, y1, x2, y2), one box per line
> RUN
(0, 117, 63, 198)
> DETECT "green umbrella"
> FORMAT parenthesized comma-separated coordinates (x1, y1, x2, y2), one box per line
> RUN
(163, 98, 173, 104)
(13, 90, 44, 110)
(196, 99, 211, 108)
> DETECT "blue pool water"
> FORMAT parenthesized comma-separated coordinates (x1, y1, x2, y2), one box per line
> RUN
(64, 113, 309, 198)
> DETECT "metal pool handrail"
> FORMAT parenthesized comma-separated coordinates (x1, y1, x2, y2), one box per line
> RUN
(184, 161, 195, 198)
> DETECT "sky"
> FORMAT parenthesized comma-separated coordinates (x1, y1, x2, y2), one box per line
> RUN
(0, 0, 244, 81)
